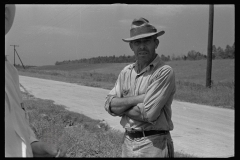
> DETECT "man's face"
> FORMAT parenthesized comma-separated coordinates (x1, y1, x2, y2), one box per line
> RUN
(130, 36, 159, 65)
(5, 4, 16, 35)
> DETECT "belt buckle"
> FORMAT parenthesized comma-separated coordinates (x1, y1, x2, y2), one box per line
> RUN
(126, 129, 139, 134)
(126, 130, 144, 139)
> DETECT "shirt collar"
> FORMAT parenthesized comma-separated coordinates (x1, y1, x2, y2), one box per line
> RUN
(128, 54, 162, 72)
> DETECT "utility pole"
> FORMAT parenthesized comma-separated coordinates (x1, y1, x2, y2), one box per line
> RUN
(206, 4, 214, 88)
(10, 45, 25, 69)
(10, 45, 18, 66)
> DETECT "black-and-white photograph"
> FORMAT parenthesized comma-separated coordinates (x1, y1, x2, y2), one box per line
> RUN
(5, 4, 234, 158)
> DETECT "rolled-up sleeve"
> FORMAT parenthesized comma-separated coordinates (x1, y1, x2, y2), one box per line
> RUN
(104, 73, 122, 117)
(139, 66, 175, 124)
(29, 127, 39, 144)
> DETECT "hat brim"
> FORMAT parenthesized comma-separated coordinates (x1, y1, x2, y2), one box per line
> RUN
(122, 31, 165, 42)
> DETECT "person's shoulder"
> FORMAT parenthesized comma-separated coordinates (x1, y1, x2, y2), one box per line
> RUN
(162, 64, 173, 71)
(156, 63, 173, 72)
(153, 64, 174, 78)
(117, 63, 135, 78)
(121, 63, 134, 73)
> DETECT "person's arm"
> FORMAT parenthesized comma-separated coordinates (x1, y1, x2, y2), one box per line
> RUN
(123, 104, 145, 122)
(105, 67, 138, 117)
(31, 141, 66, 157)
(23, 104, 67, 157)
(110, 94, 145, 115)
(28, 118, 67, 157)
(124, 66, 176, 123)
(104, 72, 123, 116)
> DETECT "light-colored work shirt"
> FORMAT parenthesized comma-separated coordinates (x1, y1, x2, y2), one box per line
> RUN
(104, 54, 176, 132)
(5, 58, 38, 157)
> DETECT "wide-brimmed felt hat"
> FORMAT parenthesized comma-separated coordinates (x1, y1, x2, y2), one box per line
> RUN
(122, 17, 165, 42)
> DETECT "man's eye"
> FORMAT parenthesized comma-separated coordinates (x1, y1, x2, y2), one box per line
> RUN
(134, 41, 140, 45)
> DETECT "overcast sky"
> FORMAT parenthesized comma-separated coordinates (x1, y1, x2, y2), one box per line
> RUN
(5, 4, 234, 66)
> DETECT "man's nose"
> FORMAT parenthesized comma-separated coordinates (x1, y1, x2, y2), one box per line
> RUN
(139, 42, 146, 49)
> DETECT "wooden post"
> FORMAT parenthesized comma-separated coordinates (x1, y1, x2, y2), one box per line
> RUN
(15, 49, 25, 69)
(10, 45, 19, 66)
(206, 5, 214, 88)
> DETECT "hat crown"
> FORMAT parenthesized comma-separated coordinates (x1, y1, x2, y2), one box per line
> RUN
(122, 17, 165, 42)
(130, 18, 157, 38)
(131, 17, 149, 27)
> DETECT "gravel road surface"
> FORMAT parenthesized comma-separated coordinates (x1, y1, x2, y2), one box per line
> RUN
(19, 76, 234, 157)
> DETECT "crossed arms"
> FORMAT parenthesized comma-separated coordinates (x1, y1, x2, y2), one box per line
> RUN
(110, 94, 145, 122)
(105, 65, 175, 123)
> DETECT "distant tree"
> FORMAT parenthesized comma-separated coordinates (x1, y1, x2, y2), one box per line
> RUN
(232, 42, 235, 58)
(183, 55, 187, 60)
(224, 45, 231, 59)
(224, 43, 234, 59)
(212, 45, 217, 59)
(216, 46, 224, 59)
(160, 54, 170, 61)
(187, 50, 197, 60)
(175, 55, 182, 60)
(167, 55, 171, 61)
(171, 54, 176, 61)
(186, 50, 205, 60)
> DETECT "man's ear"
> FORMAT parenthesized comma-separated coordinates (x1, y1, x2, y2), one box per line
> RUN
(154, 39, 159, 49)
(129, 42, 134, 51)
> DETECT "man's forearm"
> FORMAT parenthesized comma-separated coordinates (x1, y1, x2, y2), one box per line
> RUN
(110, 94, 145, 115)
(124, 104, 145, 122)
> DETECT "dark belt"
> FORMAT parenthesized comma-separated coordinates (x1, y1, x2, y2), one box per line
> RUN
(125, 130, 169, 139)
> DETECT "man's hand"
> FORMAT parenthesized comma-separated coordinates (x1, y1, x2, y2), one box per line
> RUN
(31, 141, 67, 157)
(110, 94, 146, 115)
(123, 94, 146, 121)
(137, 94, 146, 103)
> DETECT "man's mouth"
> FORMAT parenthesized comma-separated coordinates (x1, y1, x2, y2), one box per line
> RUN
(138, 51, 148, 55)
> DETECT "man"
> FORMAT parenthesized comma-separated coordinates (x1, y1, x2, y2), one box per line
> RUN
(104, 17, 176, 157)
(5, 4, 66, 157)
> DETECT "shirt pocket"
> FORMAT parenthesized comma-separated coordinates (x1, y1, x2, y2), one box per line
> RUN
(122, 78, 132, 97)
(122, 88, 130, 97)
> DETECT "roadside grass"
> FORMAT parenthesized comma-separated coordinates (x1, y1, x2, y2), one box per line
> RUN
(18, 59, 234, 109)
(23, 91, 122, 157)
(175, 80, 234, 109)
(22, 91, 194, 157)
(18, 69, 116, 89)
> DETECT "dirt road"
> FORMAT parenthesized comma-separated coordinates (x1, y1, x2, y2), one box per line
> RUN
(19, 76, 234, 157)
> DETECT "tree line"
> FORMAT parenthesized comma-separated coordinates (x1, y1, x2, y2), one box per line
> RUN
(55, 43, 234, 65)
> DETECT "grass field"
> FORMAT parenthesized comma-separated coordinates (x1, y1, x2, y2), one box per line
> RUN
(18, 59, 234, 109)
(22, 91, 194, 157)
(17, 59, 234, 157)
